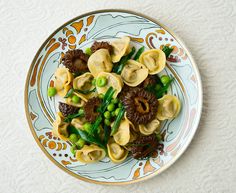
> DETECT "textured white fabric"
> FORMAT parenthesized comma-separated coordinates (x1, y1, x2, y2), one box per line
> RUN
(0, 0, 236, 192)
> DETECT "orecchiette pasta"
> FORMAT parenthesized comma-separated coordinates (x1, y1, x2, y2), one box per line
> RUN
(65, 92, 88, 107)
(107, 140, 128, 163)
(54, 67, 73, 97)
(75, 144, 106, 163)
(157, 95, 181, 120)
(121, 59, 148, 87)
(111, 36, 131, 63)
(88, 49, 113, 77)
(96, 72, 123, 98)
(139, 49, 166, 74)
(52, 113, 69, 141)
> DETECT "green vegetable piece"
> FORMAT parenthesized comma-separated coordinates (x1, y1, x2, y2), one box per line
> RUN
(64, 88, 74, 98)
(104, 119, 111, 126)
(104, 111, 111, 119)
(111, 111, 116, 117)
(70, 144, 77, 155)
(96, 76, 107, 87)
(92, 78, 96, 86)
(78, 108, 84, 115)
(133, 46, 145, 61)
(118, 102, 123, 108)
(111, 98, 119, 104)
(71, 95, 81, 104)
(98, 93, 104, 99)
(111, 107, 125, 135)
(64, 110, 84, 123)
(85, 47, 92, 56)
(83, 122, 92, 133)
(115, 108, 121, 116)
(69, 133, 78, 144)
(155, 84, 162, 91)
(107, 103, 115, 112)
(78, 129, 106, 150)
(47, 87, 57, 97)
(161, 75, 170, 85)
(75, 87, 96, 94)
(156, 133, 162, 141)
(75, 138, 85, 148)
(103, 125, 110, 145)
(162, 46, 174, 58)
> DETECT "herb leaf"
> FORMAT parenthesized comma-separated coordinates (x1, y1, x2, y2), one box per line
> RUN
(162, 46, 173, 58)
(133, 46, 145, 60)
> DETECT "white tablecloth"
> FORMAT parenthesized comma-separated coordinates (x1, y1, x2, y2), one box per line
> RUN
(1, 0, 236, 192)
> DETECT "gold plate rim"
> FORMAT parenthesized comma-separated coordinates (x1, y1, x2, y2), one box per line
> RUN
(24, 9, 203, 185)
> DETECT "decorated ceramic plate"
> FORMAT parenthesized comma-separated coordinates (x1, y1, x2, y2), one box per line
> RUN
(25, 9, 202, 185)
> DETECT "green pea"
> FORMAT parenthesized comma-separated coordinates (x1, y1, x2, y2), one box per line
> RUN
(92, 78, 96, 86)
(107, 103, 115, 112)
(83, 122, 92, 133)
(69, 133, 78, 144)
(71, 95, 81, 104)
(161, 75, 170, 85)
(70, 144, 77, 155)
(47, 87, 57, 97)
(98, 93, 104, 99)
(75, 138, 85, 148)
(104, 111, 111, 119)
(96, 76, 107, 87)
(111, 111, 116, 117)
(85, 47, 92, 56)
(155, 84, 162, 91)
(111, 98, 119, 104)
(78, 108, 84, 114)
(118, 102, 123, 108)
(115, 108, 121, 116)
(104, 119, 111, 126)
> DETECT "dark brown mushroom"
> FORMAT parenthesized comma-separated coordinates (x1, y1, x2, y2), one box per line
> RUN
(62, 49, 89, 73)
(140, 75, 158, 88)
(91, 41, 113, 54)
(58, 102, 78, 117)
(84, 97, 102, 122)
(129, 134, 159, 159)
(122, 88, 158, 124)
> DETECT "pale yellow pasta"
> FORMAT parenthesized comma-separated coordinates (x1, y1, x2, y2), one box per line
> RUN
(73, 72, 94, 90)
(113, 119, 130, 146)
(88, 49, 113, 77)
(96, 72, 123, 98)
(54, 67, 73, 97)
(111, 36, 131, 63)
(121, 59, 148, 87)
(52, 113, 69, 141)
(75, 144, 106, 163)
(139, 49, 166, 74)
(71, 117, 87, 130)
(107, 140, 128, 163)
(139, 119, 161, 135)
(65, 92, 88, 107)
(157, 95, 181, 120)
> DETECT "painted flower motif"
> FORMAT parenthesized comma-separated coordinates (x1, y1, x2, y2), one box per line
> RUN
(58, 37, 67, 50)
